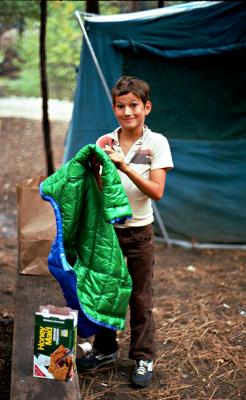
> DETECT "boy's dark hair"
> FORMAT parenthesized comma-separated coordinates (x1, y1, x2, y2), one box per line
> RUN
(111, 76, 151, 105)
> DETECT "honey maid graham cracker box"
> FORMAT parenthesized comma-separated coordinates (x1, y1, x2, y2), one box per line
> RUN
(33, 305, 78, 381)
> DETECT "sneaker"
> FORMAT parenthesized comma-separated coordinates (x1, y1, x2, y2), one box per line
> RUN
(76, 349, 117, 372)
(131, 360, 153, 387)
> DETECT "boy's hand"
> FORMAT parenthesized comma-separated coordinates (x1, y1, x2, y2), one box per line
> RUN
(90, 153, 102, 190)
(104, 145, 128, 173)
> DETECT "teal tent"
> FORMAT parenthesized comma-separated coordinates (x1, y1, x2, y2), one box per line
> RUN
(64, 1, 246, 244)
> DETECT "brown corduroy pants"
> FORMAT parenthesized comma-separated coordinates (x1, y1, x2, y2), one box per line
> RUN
(93, 224, 155, 361)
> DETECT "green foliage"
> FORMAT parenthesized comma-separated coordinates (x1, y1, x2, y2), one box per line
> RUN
(0, 0, 40, 20)
(0, 72, 40, 97)
(46, 1, 85, 99)
(99, 1, 120, 15)
(14, 25, 40, 96)
(9, 1, 86, 100)
(0, 0, 40, 33)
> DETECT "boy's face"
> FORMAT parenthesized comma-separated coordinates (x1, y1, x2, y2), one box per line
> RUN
(113, 92, 152, 133)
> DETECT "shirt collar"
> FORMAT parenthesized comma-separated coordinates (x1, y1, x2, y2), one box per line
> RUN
(113, 125, 149, 145)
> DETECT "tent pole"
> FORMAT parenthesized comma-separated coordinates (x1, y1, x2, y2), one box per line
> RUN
(75, 10, 171, 247)
(75, 10, 112, 107)
(152, 202, 171, 247)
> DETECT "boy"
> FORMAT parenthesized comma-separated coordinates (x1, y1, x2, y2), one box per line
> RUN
(77, 76, 174, 387)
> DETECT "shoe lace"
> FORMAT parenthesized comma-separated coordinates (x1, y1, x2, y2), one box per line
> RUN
(136, 360, 149, 375)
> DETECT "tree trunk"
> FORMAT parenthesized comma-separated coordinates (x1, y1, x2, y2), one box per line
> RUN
(40, 0, 54, 176)
(86, 0, 99, 14)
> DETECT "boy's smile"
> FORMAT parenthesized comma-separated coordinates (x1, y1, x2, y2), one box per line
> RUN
(113, 93, 152, 135)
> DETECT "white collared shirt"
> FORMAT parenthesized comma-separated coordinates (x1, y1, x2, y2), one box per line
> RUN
(96, 126, 174, 227)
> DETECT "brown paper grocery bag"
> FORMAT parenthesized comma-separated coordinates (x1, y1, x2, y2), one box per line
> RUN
(16, 176, 56, 276)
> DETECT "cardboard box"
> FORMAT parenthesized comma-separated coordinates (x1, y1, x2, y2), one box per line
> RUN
(33, 305, 78, 381)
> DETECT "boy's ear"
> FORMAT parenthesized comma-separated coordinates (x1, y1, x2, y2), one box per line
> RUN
(144, 101, 152, 116)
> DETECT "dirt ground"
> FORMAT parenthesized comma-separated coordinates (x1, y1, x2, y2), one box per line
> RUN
(0, 117, 245, 399)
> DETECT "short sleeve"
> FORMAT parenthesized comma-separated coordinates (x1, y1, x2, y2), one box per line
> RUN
(151, 133, 174, 171)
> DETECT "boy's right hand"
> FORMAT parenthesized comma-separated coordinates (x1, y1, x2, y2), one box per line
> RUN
(104, 145, 128, 173)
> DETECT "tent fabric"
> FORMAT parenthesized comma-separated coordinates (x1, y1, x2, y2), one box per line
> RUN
(161, 140, 246, 243)
(123, 51, 246, 141)
(64, 1, 246, 243)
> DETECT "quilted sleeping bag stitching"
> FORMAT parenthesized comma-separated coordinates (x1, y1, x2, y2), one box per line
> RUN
(40, 144, 132, 332)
